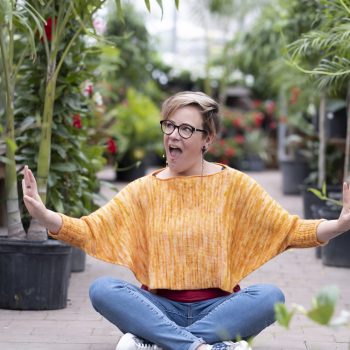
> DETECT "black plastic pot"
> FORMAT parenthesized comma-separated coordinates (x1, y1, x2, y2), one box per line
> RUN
(0, 238, 72, 310)
(313, 100, 347, 139)
(71, 247, 86, 272)
(317, 207, 350, 268)
(280, 159, 310, 195)
(301, 184, 342, 219)
(238, 155, 265, 172)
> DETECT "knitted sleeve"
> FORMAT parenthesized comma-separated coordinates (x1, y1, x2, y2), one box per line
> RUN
(234, 173, 326, 251)
(48, 180, 144, 267)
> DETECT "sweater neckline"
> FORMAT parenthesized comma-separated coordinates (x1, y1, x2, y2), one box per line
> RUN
(151, 163, 229, 181)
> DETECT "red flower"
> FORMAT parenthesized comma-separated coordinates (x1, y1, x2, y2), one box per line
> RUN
(84, 84, 93, 98)
(252, 99, 262, 109)
(72, 114, 82, 129)
(107, 138, 117, 155)
(269, 122, 277, 129)
(224, 148, 236, 157)
(232, 118, 242, 128)
(234, 135, 245, 144)
(253, 112, 264, 128)
(43, 17, 57, 42)
(265, 101, 276, 114)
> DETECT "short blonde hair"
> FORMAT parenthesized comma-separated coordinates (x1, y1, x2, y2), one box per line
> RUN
(161, 91, 221, 139)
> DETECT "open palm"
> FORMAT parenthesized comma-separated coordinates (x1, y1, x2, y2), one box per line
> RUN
(22, 165, 47, 222)
(337, 182, 350, 233)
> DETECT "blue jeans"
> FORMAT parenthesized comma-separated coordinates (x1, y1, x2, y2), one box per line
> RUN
(89, 277, 285, 350)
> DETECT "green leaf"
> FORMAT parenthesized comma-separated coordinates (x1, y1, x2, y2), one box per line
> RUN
(307, 286, 339, 325)
(322, 182, 327, 196)
(51, 144, 67, 159)
(175, 0, 180, 9)
(156, 0, 163, 18)
(0, 155, 12, 165)
(50, 162, 78, 172)
(144, 0, 151, 12)
(308, 188, 325, 200)
(274, 303, 295, 329)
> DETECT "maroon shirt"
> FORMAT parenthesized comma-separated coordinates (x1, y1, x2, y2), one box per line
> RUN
(141, 285, 241, 302)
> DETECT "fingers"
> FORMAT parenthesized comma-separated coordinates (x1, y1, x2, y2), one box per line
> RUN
(343, 182, 350, 209)
(23, 165, 32, 191)
(23, 165, 38, 192)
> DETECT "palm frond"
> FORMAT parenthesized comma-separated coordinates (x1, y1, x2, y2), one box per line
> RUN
(314, 57, 350, 91)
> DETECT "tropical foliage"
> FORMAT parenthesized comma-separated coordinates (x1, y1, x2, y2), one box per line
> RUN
(0, 0, 179, 241)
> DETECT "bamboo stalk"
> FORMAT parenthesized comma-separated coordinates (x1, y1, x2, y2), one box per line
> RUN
(344, 82, 350, 182)
(318, 94, 326, 188)
(27, 61, 56, 241)
(0, 26, 26, 240)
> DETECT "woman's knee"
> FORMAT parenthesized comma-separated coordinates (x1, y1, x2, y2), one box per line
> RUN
(245, 283, 285, 311)
(257, 284, 285, 306)
(89, 277, 127, 308)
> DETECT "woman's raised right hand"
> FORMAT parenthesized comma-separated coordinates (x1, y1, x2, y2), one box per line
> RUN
(22, 165, 63, 234)
(22, 165, 49, 223)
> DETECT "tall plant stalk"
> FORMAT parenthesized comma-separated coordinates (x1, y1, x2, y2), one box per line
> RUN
(318, 94, 326, 188)
(344, 83, 350, 182)
(0, 6, 26, 240)
(27, 3, 84, 240)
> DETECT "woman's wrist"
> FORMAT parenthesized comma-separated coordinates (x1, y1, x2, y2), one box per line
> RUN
(43, 209, 62, 234)
(316, 219, 344, 243)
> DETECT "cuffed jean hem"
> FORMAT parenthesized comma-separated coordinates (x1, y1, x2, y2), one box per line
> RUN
(188, 338, 205, 350)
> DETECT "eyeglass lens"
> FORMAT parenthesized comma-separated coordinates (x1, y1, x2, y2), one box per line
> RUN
(162, 121, 193, 138)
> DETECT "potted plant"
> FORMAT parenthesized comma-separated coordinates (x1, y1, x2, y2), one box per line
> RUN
(239, 130, 269, 171)
(13, 14, 107, 273)
(277, 85, 316, 194)
(0, 0, 152, 310)
(285, 0, 350, 266)
(206, 138, 243, 168)
(109, 88, 162, 181)
(0, 0, 73, 310)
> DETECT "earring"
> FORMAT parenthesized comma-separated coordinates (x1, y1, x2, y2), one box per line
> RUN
(162, 154, 168, 166)
(202, 146, 207, 153)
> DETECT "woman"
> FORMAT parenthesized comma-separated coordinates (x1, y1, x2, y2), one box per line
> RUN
(23, 91, 350, 350)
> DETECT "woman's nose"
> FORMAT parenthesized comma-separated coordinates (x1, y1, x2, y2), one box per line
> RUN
(169, 127, 181, 139)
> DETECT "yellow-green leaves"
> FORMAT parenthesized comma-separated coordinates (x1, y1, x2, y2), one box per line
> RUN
(274, 303, 295, 329)
(275, 285, 346, 330)
(307, 285, 339, 325)
(115, 0, 178, 21)
(308, 184, 342, 207)
(155, 0, 163, 18)
(144, 0, 151, 12)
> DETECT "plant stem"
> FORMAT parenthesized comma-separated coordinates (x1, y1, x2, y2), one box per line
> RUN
(36, 60, 57, 205)
(344, 82, 350, 182)
(0, 25, 26, 240)
(318, 93, 326, 188)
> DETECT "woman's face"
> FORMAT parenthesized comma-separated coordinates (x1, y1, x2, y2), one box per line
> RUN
(163, 106, 210, 176)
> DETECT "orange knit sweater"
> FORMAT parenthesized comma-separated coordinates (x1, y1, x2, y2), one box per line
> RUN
(51, 166, 324, 292)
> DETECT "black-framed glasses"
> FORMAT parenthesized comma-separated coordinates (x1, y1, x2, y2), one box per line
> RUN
(160, 120, 207, 139)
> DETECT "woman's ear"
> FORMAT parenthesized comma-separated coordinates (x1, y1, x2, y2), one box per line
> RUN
(206, 133, 215, 146)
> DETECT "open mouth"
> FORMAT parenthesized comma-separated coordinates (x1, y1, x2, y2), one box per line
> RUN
(169, 145, 182, 157)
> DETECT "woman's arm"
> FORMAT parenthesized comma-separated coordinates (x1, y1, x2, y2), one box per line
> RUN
(22, 165, 62, 233)
(316, 182, 350, 242)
